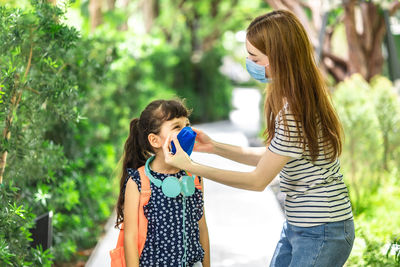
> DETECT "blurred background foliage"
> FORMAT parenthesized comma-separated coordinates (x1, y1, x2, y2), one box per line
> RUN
(0, 0, 399, 266)
(334, 74, 400, 266)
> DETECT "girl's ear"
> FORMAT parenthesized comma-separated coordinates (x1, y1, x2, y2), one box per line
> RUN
(148, 133, 162, 148)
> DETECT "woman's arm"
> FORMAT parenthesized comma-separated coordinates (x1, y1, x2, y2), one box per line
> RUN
(193, 128, 266, 166)
(123, 179, 140, 267)
(164, 134, 290, 191)
(213, 141, 266, 167)
(198, 179, 210, 267)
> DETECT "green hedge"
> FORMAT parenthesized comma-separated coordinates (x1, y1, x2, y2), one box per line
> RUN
(333, 74, 400, 266)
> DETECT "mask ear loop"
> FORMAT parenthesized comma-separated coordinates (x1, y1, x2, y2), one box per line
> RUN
(265, 63, 271, 80)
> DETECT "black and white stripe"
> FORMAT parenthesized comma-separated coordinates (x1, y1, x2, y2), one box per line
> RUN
(268, 109, 353, 227)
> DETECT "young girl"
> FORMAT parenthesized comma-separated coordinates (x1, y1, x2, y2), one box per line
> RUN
(115, 99, 210, 267)
(164, 10, 354, 267)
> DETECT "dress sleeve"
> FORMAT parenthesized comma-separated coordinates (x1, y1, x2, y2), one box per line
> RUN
(126, 168, 141, 192)
(268, 111, 304, 158)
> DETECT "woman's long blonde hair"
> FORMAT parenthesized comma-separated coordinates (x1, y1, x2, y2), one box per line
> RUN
(247, 10, 343, 162)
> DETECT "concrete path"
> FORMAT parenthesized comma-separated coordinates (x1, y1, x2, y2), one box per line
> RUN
(85, 120, 284, 267)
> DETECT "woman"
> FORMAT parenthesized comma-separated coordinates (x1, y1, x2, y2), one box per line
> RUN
(163, 10, 355, 267)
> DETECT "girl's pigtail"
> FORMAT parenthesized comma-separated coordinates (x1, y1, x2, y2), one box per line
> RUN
(115, 118, 147, 228)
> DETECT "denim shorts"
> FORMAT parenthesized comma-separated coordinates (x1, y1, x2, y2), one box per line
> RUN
(270, 219, 355, 267)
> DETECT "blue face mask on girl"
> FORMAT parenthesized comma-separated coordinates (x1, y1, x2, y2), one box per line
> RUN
(170, 126, 197, 156)
(245, 58, 271, 83)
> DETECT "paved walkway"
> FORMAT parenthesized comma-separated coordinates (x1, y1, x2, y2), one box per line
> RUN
(85, 120, 284, 267)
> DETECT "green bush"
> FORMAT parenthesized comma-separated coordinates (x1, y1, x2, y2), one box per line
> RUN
(333, 74, 400, 213)
(370, 76, 400, 171)
(333, 74, 400, 266)
(0, 183, 53, 266)
(387, 236, 400, 265)
(334, 74, 383, 213)
(0, 1, 116, 264)
(346, 171, 400, 266)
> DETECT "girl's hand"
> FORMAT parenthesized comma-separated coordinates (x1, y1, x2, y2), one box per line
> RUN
(163, 133, 192, 170)
(192, 127, 215, 154)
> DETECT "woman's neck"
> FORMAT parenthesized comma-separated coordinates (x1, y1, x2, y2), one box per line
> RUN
(149, 153, 181, 174)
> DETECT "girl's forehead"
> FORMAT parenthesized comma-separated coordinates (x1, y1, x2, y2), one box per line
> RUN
(163, 117, 189, 126)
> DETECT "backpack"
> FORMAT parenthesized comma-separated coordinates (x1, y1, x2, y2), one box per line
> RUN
(109, 166, 202, 266)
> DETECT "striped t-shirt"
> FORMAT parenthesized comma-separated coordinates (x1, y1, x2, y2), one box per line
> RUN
(268, 107, 353, 227)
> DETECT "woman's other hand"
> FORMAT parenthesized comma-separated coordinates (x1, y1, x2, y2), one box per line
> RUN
(192, 128, 215, 153)
(163, 133, 192, 170)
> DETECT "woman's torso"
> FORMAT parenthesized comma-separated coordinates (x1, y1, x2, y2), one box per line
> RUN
(268, 108, 353, 227)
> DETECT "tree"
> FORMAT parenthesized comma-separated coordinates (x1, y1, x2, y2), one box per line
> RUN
(142, 0, 258, 121)
(89, 0, 102, 31)
(264, 0, 400, 82)
(107, 0, 116, 10)
(0, 1, 79, 183)
(1, 1, 119, 263)
(140, 0, 159, 33)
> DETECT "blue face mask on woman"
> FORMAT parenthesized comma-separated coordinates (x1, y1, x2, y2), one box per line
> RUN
(245, 58, 271, 83)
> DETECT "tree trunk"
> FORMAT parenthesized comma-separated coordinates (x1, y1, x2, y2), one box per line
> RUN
(89, 0, 102, 32)
(0, 36, 32, 184)
(187, 11, 209, 121)
(343, 0, 368, 77)
(141, 0, 159, 33)
(201, 0, 238, 52)
(343, 1, 386, 81)
(0, 89, 22, 184)
(107, 0, 116, 10)
(120, 0, 130, 31)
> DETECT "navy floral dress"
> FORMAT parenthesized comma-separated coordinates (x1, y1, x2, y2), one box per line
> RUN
(123, 167, 205, 267)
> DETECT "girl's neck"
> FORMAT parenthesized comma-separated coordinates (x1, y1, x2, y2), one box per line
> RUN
(149, 154, 180, 174)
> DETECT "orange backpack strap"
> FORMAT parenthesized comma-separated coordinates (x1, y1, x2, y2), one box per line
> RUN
(137, 166, 150, 257)
(110, 224, 125, 267)
(187, 171, 202, 190)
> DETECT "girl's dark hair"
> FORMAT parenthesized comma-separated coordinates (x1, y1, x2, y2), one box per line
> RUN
(115, 99, 190, 228)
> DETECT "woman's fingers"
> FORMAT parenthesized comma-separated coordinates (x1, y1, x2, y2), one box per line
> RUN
(162, 132, 191, 169)
(163, 133, 173, 157)
(192, 127, 201, 134)
(163, 132, 183, 157)
(193, 128, 201, 141)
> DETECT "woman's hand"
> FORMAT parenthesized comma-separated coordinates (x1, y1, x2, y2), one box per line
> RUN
(163, 133, 192, 170)
(192, 127, 215, 154)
